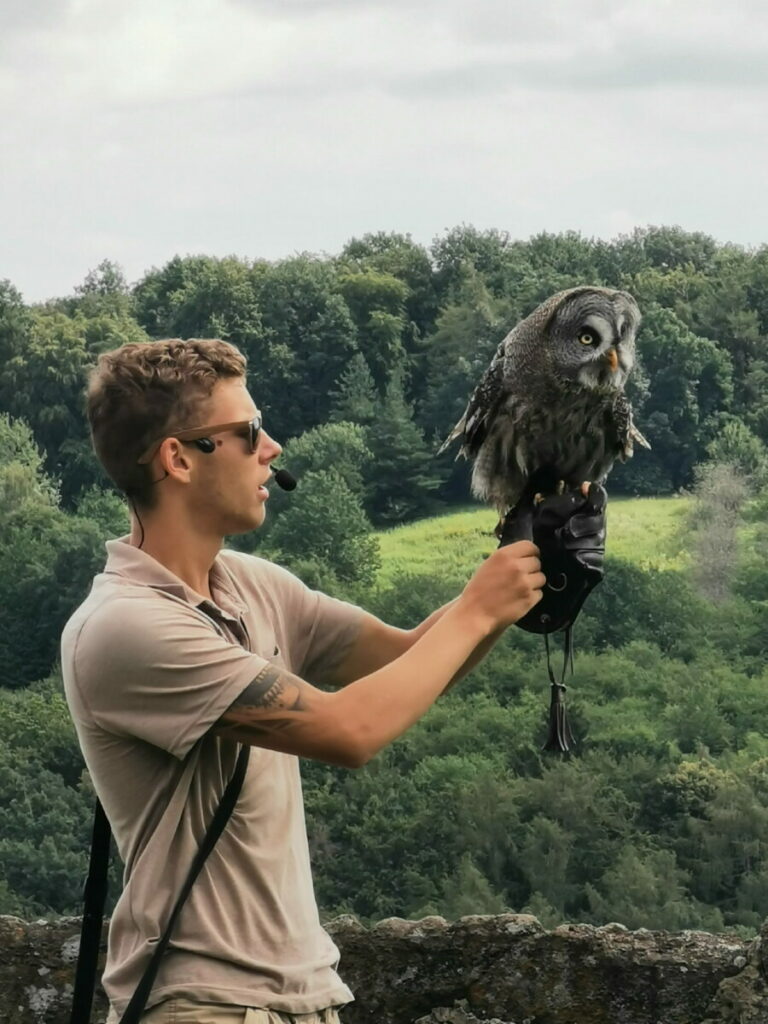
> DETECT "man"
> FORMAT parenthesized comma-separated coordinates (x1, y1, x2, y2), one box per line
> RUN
(61, 338, 546, 1024)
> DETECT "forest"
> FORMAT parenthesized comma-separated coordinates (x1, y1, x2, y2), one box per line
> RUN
(2, 224, 768, 936)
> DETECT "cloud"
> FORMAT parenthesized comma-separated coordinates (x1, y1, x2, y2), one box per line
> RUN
(0, 0, 766, 301)
(4, 0, 767, 108)
(394, 48, 768, 98)
(386, 0, 768, 95)
(0, 0, 72, 33)
(227, 0, 364, 13)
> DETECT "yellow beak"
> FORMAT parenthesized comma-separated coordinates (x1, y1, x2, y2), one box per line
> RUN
(606, 348, 619, 372)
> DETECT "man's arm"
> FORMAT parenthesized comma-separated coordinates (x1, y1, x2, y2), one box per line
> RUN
(325, 601, 505, 693)
(406, 600, 507, 692)
(212, 541, 544, 768)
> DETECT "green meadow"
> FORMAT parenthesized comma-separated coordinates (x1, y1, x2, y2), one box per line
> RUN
(375, 494, 693, 584)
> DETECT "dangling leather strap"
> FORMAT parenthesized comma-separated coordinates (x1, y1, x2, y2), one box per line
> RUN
(542, 626, 576, 753)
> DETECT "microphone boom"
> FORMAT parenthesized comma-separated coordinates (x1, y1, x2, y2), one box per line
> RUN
(272, 467, 297, 491)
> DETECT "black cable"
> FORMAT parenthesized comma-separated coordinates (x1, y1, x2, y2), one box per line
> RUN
(131, 499, 145, 550)
(126, 468, 169, 550)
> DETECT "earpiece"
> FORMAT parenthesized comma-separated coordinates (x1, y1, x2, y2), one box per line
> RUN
(193, 438, 216, 454)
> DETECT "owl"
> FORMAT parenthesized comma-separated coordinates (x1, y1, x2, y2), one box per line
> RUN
(439, 286, 650, 514)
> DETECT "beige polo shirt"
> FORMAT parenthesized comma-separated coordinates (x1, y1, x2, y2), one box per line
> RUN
(61, 538, 364, 1016)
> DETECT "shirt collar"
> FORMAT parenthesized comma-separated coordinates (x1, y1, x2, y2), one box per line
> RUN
(103, 536, 247, 620)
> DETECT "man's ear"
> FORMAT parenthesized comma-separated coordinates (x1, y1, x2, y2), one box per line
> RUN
(159, 438, 194, 481)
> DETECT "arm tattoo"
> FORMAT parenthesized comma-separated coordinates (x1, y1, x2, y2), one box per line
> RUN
(217, 664, 310, 738)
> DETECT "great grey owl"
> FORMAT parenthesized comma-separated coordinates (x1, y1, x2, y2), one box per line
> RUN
(438, 286, 650, 513)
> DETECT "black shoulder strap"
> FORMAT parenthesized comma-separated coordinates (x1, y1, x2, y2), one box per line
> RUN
(69, 799, 112, 1024)
(69, 743, 250, 1024)
(119, 743, 250, 1023)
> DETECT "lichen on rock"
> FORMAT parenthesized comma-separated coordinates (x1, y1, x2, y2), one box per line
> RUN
(2, 913, 768, 1024)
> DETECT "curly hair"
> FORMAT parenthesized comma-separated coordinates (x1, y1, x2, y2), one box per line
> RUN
(87, 338, 247, 508)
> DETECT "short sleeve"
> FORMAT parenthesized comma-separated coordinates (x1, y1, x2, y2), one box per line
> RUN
(71, 593, 267, 759)
(224, 554, 365, 684)
(294, 586, 366, 683)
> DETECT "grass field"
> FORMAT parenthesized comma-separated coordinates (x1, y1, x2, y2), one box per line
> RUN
(375, 495, 693, 585)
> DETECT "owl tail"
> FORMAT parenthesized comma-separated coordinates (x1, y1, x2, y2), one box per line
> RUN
(542, 627, 576, 754)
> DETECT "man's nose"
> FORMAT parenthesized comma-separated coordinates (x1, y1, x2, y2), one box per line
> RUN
(261, 431, 282, 459)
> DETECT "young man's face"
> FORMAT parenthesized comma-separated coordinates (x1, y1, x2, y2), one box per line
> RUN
(184, 378, 282, 535)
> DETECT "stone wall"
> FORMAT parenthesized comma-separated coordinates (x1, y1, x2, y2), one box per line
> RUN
(3, 913, 768, 1024)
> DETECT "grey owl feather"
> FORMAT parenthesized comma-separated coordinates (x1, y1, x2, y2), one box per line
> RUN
(438, 286, 650, 513)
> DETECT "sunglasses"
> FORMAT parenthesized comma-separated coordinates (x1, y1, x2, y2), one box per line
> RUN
(137, 414, 262, 465)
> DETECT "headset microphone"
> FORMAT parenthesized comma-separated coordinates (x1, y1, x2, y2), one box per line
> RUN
(272, 466, 297, 491)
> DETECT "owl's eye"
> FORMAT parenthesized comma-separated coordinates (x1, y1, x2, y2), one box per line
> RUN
(578, 329, 596, 346)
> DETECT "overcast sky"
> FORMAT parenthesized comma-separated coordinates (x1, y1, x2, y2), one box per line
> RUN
(1, 0, 766, 302)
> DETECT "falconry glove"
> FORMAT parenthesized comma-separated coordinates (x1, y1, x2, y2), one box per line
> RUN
(497, 482, 607, 633)
(497, 482, 607, 752)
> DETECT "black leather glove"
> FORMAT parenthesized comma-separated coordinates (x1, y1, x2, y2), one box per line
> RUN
(497, 482, 607, 635)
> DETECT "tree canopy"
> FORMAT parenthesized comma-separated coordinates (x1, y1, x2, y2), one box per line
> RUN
(4, 224, 768, 935)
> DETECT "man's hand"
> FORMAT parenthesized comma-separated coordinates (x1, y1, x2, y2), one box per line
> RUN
(459, 539, 546, 632)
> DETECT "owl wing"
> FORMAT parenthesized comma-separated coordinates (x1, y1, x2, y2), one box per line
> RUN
(437, 343, 507, 458)
(611, 392, 651, 460)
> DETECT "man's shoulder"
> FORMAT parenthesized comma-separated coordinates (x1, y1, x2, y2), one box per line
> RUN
(61, 576, 128, 648)
(61, 577, 196, 669)
(218, 548, 308, 595)
(61, 581, 149, 705)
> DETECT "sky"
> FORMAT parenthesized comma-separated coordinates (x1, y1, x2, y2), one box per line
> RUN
(1, 0, 766, 302)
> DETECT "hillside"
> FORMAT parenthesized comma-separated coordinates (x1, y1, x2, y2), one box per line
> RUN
(375, 495, 693, 584)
